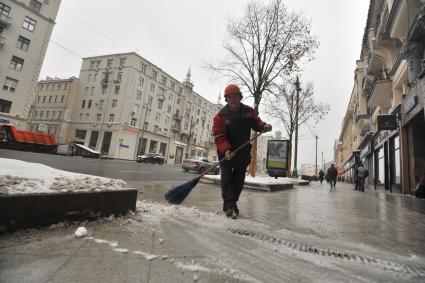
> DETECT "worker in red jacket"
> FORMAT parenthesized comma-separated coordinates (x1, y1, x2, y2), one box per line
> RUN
(212, 84, 272, 219)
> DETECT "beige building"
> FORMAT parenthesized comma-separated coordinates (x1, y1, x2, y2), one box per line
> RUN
(68, 52, 221, 164)
(337, 0, 425, 194)
(0, 0, 61, 127)
(28, 76, 79, 144)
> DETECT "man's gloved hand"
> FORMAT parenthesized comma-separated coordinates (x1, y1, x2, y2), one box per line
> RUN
(263, 124, 272, 132)
(225, 150, 235, 160)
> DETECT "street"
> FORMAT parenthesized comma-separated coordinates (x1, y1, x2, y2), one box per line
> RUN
(1, 150, 425, 282)
(0, 149, 199, 182)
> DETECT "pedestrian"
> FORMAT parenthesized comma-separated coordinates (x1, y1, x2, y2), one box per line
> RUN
(355, 163, 368, 192)
(212, 84, 272, 219)
(415, 170, 425, 199)
(327, 164, 338, 190)
(318, 169, 324, 184)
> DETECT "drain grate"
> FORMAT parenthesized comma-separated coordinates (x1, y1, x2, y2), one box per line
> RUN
(225, 228, 425, 277)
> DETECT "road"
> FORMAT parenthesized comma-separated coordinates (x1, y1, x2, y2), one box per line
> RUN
(0, 148, 202, 182)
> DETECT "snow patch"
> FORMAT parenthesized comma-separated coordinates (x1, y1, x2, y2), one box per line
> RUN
(174, 261, 211, 272)
(74, 227, 88, 238)
(132, 250, 159, 261)
(0, 158, 128, 194)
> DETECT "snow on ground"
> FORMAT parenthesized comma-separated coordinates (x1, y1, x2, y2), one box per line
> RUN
(0, 158, 127, 194)
(203, 174, 300, 185)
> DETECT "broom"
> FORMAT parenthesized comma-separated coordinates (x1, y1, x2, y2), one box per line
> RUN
(164, 131, 265, 204)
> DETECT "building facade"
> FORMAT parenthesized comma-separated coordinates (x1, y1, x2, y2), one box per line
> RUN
(336, 0, 425, 194)
(67, 52, 221, 164)
(0, 0, 61, 127)
(28, 76, 79, 144)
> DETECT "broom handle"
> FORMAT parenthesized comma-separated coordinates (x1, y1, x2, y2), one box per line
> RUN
(198, 130, 265, 178)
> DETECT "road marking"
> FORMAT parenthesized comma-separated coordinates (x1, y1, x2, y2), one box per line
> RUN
(119, 171, 152, 173)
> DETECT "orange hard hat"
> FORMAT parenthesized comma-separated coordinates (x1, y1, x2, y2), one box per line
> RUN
(224, 84, 242, 98)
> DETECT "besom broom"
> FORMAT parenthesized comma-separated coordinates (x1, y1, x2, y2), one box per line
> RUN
(164, 131, 265, 204)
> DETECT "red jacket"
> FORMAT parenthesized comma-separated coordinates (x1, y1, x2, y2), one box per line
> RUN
(212, 103, 266, 155)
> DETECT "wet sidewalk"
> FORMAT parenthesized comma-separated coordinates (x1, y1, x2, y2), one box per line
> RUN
(1, 181, 425, 282)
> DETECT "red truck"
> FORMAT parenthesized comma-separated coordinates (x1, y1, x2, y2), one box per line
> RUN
(0, 124, 57, 153)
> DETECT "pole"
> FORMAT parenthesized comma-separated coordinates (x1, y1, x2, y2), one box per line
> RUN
(321, 151, 324, 170)
(315, 134, 318, 176)
(139, 103, 150, 155)
(293, 76, 300, 177)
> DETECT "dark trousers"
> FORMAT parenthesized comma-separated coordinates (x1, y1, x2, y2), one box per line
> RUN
(330, 178, 337, 187)
(220, 163, 248, 211)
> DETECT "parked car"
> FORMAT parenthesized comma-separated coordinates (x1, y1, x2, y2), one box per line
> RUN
(136, 153, 165, 164)
(182, 156, 220, 175)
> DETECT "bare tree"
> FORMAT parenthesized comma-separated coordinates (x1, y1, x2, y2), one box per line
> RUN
(206, 0, 318, 176)
(265, 78, 330, 173)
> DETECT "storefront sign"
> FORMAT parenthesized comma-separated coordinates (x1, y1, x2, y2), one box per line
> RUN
(374, 130, 389, 148)
(377, 114, 397, 131)
(360, 144, 371, 159)
(38, 124, 47, 132)
(0, 118, 10, 124)
(403, 95, 417, 114)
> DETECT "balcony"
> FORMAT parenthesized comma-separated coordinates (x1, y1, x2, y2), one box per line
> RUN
(171, 125, 181, 132)
(0, 13, 12, 28)
(407, 7, 425, 42)
(173, 114, 182, 121)
(367, 52, 387, 74)
(0, 35, 5, 49)
(368, 70, 392, 108)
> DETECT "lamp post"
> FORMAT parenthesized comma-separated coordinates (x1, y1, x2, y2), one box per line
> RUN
(315, 134, 318, 176)
(292, 76, 301, 177)
(137, 102, 151, 156)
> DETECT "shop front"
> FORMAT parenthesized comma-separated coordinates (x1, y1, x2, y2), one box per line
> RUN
(373, 128, 401, 193)
(400, 78, 425, 194)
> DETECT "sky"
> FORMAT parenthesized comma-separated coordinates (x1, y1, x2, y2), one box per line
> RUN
(39, 0, 370, 169)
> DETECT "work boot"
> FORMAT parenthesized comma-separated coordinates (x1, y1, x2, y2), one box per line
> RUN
(225, 208, 237, 219)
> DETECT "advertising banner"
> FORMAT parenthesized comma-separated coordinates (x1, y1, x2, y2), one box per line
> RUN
(266, 140, 289, 170)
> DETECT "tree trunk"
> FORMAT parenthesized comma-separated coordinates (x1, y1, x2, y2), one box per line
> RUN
(248, 137, 257, 177)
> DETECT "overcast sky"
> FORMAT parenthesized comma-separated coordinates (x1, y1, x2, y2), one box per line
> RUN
(39, 0, 370, 169)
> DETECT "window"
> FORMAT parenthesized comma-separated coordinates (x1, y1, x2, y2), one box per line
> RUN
(154, 126, 159, 133)
(0, 2, 11, 16)
(158, 100, 163, 109)
(0, 99, 12, 113)
(112, 99, 117, 108)
(140, 64, 146, 73)
(177, 97, 181, 105)
(161, 76, 167, 85)
(90, 87, 94, 95)
(9, 56, 24, 71)
(48, 96, 52, 103)
(16, 36, 30, 51)
(84, 87, 89, 95)
(3, 77, 18, 92)
(138, 77, 144, 86)
(114, 86, 120, 94)
(90, 61, 95, 70)
(75, 129, 86, 140)
(168, 93, 173, 100)
(61, 95, 65, 103)
(170, 81, 175, 91)
(152, 70, 157, 80)
(116, 72, 122, 83)
(109, 114, 114, 123)
(167, 105, 171, 113)
(81, 100, 86, 108)
(147, 96, 153, 105)
(29, 0, 42, 13)
(85, 113, 89, 121)
(96, 114, 101, 122)
(107, 59, 113, 68)
(149, 140, 158, 153)
(39, 111, 43, 118)
(155, 113, 161, 122)
(88, 100, 92, 109)
(93, 74, 98, 81)
(22, 16, 37, 32)
(58, 111, 62, 119)
(150, 83, 155, 92)
(99, 100, 104, 109)
(63, 83, 68, 90)
(46, 111, 50, 119)
(37, 96, 40, 103)
(130, 118, 137, 127)
(79, 113, 83, 121)
(136, 91, 142, 100)
(88, 74, 92, 82)
(119, 57, 126, 68)
(52, 110, 56, 119)
(42, 96, 46, 102)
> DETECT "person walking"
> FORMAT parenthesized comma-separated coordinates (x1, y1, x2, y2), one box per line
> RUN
(327, 164, 338, 190)
(212, 84, 272, 219)
(355, 163, 369, 192)
(318, 169, 324, 184)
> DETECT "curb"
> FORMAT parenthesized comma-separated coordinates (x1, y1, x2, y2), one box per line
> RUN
(0, 189, 137, 231)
